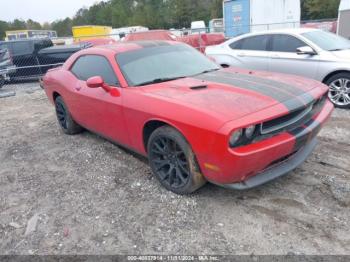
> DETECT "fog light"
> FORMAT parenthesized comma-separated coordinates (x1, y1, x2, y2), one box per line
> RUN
(229, 129, 243, 147)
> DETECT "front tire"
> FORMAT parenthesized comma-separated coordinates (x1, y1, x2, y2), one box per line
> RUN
(325, 73, 350, 109)
(147, 126, 206, 195)
(55, 96, 83, 135)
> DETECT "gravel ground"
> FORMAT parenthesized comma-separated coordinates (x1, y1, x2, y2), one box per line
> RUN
(0, 83, 349, 255)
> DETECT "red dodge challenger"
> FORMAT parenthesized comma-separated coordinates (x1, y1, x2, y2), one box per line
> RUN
(42, 40, 334, 194)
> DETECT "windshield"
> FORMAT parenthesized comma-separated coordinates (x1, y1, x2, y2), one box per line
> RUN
(116, 44, 219, 86)
(302, 30, 350, 51)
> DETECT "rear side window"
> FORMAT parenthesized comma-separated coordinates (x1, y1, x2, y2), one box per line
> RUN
(12, 42, 32, 55)
(230, 35, 269, 51)
(71, 55, 119, 86)
(271, 35, 306, 53)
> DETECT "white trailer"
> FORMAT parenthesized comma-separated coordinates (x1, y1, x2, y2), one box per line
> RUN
(338, 0, 350, 39)
(223, 0, 301, 37)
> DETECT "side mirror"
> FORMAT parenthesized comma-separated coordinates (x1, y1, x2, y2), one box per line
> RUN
(297, 46, 317, 56)
(87, 76, 104, 88)
(86, 76, 121, 97)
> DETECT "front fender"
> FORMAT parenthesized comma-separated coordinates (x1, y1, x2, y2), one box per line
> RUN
(319, 63, 350, 83)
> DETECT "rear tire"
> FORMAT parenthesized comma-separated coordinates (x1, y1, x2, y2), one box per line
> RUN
(55, 96, 83, 135)
(147, 126, 206, 195)
(325, 73, 350, 109)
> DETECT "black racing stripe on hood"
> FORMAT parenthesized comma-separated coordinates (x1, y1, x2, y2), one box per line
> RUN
(215, 71, 315, 106)
(289, 126, 308, 151)
(299, 92, 316, 106)
(193, 72, 305, 111)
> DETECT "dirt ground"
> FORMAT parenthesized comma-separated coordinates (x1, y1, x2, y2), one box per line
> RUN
(0, 83, 350, 256)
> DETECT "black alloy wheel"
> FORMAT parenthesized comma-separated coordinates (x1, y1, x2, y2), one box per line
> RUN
(148, 126, 206, 194)
(150, 136, 190, 189)
(56, 99, 68, 130)
(54, 96, 83, 135)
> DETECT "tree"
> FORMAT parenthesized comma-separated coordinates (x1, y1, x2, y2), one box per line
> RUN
(26, 19, 42, 30)
(42, 22, 52, 30)
(210, 0, 223, 19)
(73, 8, 89, 26)
(110, 0, 133, 28)
(0, 20, 9, 40)
(304, 0, 340, 20)
(51, 18, 73, 36)
(9, 19, 27, 30)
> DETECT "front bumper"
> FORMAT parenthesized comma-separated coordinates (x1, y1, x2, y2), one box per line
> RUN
(214, 138, 317, 190)
(201, 99, 334, 187)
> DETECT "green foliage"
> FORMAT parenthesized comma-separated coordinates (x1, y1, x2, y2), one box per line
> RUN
(0, 0, 342, 39)
(26, 19, 42, 30)
(210, 0, 223, 19)
(51, 18, 73, 37)
(303, 0, 340, 20)
(0, 21, 9, 40)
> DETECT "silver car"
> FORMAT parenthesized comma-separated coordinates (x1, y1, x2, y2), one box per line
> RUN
(205, 28, 350, 108)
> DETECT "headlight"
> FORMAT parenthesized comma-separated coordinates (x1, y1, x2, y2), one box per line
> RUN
(229, 129, 243, 147)
(245, 125, 256, 139)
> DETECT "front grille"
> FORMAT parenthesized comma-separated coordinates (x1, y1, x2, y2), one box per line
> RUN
(261, 105, 313, 135)
(260, 95, 326, 136)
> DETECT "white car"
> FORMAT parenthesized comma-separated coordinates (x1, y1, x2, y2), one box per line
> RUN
(205, 28, 350, 108)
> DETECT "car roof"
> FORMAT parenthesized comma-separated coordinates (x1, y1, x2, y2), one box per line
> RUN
(236, 28, 319, 38)
(90, 40, 181, 54)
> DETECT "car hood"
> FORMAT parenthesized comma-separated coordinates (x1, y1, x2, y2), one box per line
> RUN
(142, 69, 322, 122)
(331, 49, 350, 60)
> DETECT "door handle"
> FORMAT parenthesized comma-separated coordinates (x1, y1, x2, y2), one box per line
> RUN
(271, 54, 280, 59)
(237, 52, 246, 57)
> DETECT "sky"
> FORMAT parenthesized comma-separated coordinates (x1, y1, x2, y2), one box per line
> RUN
(0, 0, 99, 23)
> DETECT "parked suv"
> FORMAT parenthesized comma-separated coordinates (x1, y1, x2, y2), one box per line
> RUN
(0, 47, 16, 88)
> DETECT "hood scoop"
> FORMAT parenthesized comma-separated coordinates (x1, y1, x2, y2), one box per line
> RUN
(190, 85, 208, 90)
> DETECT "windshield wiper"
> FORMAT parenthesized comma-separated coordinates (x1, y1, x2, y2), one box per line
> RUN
(136, 76, 186, 86)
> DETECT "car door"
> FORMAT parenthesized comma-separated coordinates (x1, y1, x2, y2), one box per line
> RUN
(228, 34, 270, 71)
(268, 34, 319, 79)
(69, 54, 129, 145)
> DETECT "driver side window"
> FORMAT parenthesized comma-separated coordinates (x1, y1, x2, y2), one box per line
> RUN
(71, 55, 120, 86)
